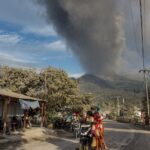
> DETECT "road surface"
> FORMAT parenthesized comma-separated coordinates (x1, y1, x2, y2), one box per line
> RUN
(104, 120, 150, 150)
(1, 120, 150, 150)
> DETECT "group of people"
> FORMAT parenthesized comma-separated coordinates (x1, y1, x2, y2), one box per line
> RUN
(56, 106, 108, 149)
(73, 106, 108, 150)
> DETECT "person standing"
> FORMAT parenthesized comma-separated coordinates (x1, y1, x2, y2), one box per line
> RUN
(91, 115, 108, 150)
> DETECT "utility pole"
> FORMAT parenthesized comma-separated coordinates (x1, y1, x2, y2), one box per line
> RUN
(43, 69, 47, 100)
(139, 0, 150, 123)
(44, 71, 47, 94)
(117, 96, 120, 116)
(122, 97, 125, 105)
(139, 69, 150, 117)
(122, 97, 125, 117)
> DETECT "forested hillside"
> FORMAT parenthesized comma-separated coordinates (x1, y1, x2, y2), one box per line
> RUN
(78, 74, 144, 115)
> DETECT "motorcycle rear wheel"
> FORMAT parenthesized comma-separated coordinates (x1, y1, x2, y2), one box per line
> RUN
(79, 143, 91, 150)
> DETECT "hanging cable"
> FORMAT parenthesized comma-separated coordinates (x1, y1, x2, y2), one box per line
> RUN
(128, 0, 141, 69)
(143, 0, 146, 64)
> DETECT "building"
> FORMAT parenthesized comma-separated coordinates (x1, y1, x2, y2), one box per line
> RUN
(0, 89, 46, 134)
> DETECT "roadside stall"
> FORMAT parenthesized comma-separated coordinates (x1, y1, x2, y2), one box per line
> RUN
(0, 89, 46, 135)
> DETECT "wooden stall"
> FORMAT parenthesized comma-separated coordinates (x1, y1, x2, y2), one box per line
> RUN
(0, 89, 46, 135)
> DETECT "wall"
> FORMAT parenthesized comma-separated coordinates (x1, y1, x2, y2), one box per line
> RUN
(8, 100, 23, 117)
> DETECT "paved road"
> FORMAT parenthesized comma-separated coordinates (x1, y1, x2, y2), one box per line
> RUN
(1, 120, 150, 150)
(104, 120, 135, 149)
(104, 120, 150, 150)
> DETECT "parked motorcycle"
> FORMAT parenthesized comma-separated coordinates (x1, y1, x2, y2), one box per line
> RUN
(72, 122, 80, 139)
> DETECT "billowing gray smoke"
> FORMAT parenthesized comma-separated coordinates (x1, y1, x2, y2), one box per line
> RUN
(37, 0, 124, 76)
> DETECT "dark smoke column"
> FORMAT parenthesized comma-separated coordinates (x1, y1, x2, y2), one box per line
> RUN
(38, 0, 124, 76)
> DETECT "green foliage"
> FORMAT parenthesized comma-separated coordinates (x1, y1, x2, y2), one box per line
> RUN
(0, 66, 90, 114)
(79, 74, 144, 116)
(0, 66, 41, 95)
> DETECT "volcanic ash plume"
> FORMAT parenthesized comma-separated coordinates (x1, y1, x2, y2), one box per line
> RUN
(38, 0, 124, 76)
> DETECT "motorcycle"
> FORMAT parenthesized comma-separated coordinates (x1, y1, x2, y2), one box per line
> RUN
(72, 122, 80, 139)
(79, 124, 92, 150)
(54, 119, 71, 130)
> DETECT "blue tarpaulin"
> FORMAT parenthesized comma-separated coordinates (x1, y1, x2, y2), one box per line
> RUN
(19, 99, 40, 110)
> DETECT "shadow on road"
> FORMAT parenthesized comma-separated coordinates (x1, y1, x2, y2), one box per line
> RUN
(42, 129, 79, 150)
(46, 137, 78, 150)
(0, 134, 28, 150)
(0, 127, 43, 150)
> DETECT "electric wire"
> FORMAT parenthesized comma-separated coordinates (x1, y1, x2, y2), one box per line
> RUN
(128, 0, 141, 70)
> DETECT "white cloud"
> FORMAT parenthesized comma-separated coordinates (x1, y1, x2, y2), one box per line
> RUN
(0, 52, 37, 68)
(22, 25, 57, 37)
(45, 40, 67, 52)
(0, 0, 78, 73)
(0, 30, 4, 33)
(0, 0, 57, 37)
(68, 73, 84, 78)
(0, 0, 45, 27)
(0, 52, 36, 64)
(41, 55, 72, 61)
(0, 37, 71, 68)
(0, 33, 21, 45)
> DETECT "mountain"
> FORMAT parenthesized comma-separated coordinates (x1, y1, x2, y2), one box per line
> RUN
(79, 74, 114, 89)
(78, 74, 144, 112)
(78, 74, 143, 93)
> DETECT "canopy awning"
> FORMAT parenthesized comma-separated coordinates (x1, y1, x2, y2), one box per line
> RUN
(19, 99, 40, 110)
(0, 89, 45, 102)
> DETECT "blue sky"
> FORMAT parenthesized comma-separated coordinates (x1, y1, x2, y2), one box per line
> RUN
(0, 0, 84, 77)
(0, 0, 150, 79)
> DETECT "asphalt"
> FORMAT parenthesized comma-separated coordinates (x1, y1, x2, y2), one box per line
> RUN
(1, 120, 150, 150)
(104, 120, 150, 150)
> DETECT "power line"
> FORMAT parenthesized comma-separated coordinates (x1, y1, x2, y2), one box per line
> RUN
(143, 0, 146, 58)
(128, 0, 141, 69)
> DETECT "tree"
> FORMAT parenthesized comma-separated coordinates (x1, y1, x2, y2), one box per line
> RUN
(0, 66, 90, 114)
(40, 67, 88, 112)
(0, 66, 41, 96)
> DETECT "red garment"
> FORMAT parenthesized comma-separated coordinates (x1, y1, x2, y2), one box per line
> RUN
(93, 112, 100, 120)
(92, 123, 104, 137)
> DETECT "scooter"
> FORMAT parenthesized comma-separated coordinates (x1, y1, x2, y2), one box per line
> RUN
(79, 124, 92, 150)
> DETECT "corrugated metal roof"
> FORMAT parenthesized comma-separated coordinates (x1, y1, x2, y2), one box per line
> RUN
(0, 89, 45, 102)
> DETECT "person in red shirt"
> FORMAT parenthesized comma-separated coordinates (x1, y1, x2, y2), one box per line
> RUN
(91, 115, 108, 150)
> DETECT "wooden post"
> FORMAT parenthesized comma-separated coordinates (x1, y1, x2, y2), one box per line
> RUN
(3, 98, 9, 135)
(44, 103, 46, 125)
(41, 102, 44, 127)
(23, 111, 27, 129)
